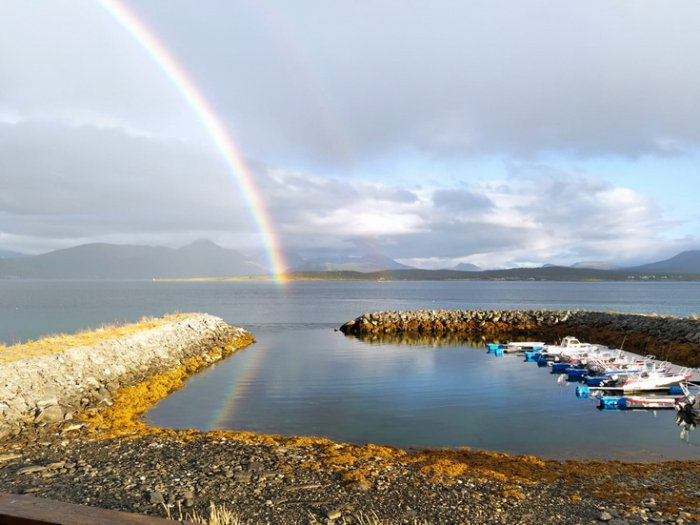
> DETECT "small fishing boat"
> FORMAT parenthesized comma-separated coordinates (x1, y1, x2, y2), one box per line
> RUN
(487, 341, 545, 353)
(564, 355, 652, 381)
(583, 360, 688, 391)
(617, 366, 692, 391)
(575, 384, 684, 398)
(487, 341, 544, 357)
(505, 341, 545, 352)
(540, 336, 598, 357)
(598, 395, 682, 409)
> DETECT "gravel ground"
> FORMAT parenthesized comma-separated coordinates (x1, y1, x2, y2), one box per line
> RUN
(1, 426, 698, 524)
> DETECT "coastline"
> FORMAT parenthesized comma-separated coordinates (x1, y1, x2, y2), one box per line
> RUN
(0, 313, 698, 524)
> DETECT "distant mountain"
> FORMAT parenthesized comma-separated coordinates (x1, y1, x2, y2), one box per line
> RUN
(571, 261, 620, 270)
(287, 260, 700, 281)
(625, 250, 700, 274)
(287, 266, 627, 281)
(452, 262, 480, 271)
(0, 240, 264, 279)
(292, 252, 412, 273)
(0, 249, 24, 259)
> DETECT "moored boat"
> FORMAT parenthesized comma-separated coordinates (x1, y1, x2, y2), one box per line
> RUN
(598, 395, 682, 409)
(487, 341, 545, 353)
(540, 336, 598, 357)
(504, 341, 545, 352)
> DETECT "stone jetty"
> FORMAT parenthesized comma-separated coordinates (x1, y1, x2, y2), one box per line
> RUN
(340, 309, 700, 367)
(0, 313, 253, 439)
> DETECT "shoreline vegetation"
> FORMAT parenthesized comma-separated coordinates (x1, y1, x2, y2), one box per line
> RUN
(0, 313, 699, 524)
(0, 313, 192, 363)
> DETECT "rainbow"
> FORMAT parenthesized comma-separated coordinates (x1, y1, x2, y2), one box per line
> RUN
(99, 0, 287, 282)
(209, 341, 271, 429)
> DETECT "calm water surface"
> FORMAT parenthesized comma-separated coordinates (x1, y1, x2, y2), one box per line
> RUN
(1, 280, 699, 460)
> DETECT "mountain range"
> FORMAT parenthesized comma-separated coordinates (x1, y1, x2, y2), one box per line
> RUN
(0, 242, 698, 280)
(0, 249, 24, 259)
(624, 250, 700, 274)
(290, 253, 411, 273)
(0, 240, 263, 279)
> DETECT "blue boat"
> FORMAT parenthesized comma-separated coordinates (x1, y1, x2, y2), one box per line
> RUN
(598, 396, 626, 408)
(598, 395, 682, 410)
(586, 376, 607, 386)
(550, 362, 572, 373)
(576, 384, 685, 399)
(565, 368, 588, 380)
(486, 343, 504, 353)
(523, 351, 541, 362)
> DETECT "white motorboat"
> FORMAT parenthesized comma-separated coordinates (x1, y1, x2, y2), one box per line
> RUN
(540, 336, 599, 357)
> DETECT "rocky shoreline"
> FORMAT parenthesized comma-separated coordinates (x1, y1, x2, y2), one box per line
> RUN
(340, 309, 700, 368)
(0, 311, 698, 524)
(0, 313, 253, 440)
(1, 425, 698, 524)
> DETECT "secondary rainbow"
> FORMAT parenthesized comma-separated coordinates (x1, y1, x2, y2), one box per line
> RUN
(99, 0, 287, 282)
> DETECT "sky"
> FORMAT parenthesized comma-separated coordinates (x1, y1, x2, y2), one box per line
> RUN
(1, 0, 700, 270)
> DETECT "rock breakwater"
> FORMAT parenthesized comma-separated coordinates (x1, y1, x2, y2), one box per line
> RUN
(0, 313, 253, 439)
(340, 309, 700, 367)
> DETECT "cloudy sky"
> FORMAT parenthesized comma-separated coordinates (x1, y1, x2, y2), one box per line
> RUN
(2, 1, 699, 269)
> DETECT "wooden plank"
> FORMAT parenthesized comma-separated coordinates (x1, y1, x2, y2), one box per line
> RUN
(0, 493, 196, 525)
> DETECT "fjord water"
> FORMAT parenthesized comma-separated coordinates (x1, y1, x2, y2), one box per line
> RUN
(2, 280, 699, 460)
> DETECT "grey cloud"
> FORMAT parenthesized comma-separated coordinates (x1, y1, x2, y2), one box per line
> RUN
(5, 1, 700, 167)
(0, 120, 259, 248)
(432, 189, 493, 213)
(213, 0, 700, 162)
(376, 223, 531, 261)
(0, 2, 189, 135)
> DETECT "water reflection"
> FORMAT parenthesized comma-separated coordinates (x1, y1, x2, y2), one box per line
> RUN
(147, 326, 700, 460)
(676, 388, 700, 440)
(349, 331, 488, 347)
(354, 331, 700, 452)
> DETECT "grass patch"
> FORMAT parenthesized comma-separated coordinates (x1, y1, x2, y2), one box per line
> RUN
(0, 313, 194, 363)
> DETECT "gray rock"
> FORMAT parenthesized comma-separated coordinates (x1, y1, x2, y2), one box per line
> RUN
(17, 465, 47, 475)
(326, 509, 342, 520)
(34, 405, 64, 424)
(149, 490, 165, 505)
(183, 488, 195, 507)
(233, 472, 253, 482)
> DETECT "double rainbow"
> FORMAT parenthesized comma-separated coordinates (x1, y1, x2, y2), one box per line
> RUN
(99, 0, 287, 282)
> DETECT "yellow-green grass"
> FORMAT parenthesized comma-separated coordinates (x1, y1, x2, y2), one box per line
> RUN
(0, 313, 195, 364)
